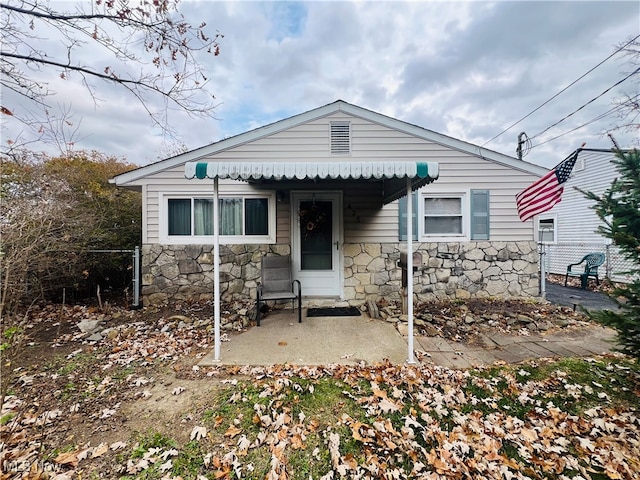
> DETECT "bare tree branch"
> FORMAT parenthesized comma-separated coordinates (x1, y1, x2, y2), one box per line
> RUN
(610, 37, 640, 143)
(0, 0, 222, 153)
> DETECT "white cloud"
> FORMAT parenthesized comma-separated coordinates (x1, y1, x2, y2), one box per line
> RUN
(3, 1, 638, 168)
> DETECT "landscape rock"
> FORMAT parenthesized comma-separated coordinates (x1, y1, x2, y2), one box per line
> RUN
(367, 300, 380, 319)
(105, 329, 119, 340)
(396, 322, 409, 337)
(421, 324, 440, 337)
(517, 314, 533, 324)
(78, 319, 103, 334)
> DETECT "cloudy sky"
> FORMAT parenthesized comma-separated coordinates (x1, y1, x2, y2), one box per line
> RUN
(2, 1, 639, 168)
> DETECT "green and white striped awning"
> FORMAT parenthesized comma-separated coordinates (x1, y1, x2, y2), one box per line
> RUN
(184, 161, 439, 204)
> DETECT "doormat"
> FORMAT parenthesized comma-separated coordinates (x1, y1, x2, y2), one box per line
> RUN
(307, 306, 361, 317)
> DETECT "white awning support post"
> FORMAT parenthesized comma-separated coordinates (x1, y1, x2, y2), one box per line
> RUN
(406, 177, 416, 364)
(213, 177, 221, 362)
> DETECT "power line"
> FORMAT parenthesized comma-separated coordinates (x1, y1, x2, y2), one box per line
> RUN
(482, 33, 640, 147)
(530, 100, 634, 148)
(529, 67, 639, 141)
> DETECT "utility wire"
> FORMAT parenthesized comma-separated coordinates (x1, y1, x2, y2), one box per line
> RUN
(482, 33, 640, 147)
(530, 101, 633, 148)
(529, 67, 639, 141)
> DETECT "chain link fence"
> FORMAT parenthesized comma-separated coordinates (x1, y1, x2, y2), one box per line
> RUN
(541, 242, 636, 284)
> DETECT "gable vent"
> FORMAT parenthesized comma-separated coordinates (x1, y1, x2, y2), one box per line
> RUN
(330, 122, 351, 154)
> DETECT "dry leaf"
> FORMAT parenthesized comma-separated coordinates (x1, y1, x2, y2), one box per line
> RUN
(378, 397, 400, 413)
(190, 425, 208, 441)
(172, 386, 185, 395)
(91, 443, 109, 458)
(54, 450, 80, 467)
(224, 425, 242, 438)
(159, 459, 173, 472)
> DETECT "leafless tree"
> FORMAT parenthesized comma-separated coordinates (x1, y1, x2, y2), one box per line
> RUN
(1, 0, 222, 153)
(611, 37, 640, 141)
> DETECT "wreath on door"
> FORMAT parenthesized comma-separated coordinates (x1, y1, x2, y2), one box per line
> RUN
(298, 202, 327, 237)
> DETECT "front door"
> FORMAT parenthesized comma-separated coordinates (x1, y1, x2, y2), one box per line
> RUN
(291, 191, 342, 297)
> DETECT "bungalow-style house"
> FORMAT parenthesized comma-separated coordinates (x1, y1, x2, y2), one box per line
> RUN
(538, 148, 635, 283)
(112, 100, 548, 308)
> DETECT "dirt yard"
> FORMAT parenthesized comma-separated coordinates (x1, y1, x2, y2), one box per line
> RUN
(1, 295, 626, 478)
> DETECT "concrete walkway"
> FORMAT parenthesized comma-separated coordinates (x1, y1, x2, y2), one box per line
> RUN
(199, 284, 620, 368)
(414, 325, 616, 369)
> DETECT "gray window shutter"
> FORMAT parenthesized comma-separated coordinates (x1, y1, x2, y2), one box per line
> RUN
(398, 192, 418, 241)
(470, 190, 490, 240)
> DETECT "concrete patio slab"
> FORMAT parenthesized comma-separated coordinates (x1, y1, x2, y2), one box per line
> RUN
(199, 310, 411, 366)
(198, 296, 620, 368)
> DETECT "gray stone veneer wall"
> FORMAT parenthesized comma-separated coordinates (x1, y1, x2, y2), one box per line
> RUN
(141, 241, 539, 306)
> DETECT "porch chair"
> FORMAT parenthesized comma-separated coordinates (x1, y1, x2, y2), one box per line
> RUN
(564, 252, 605, 290)
(256, 255, 302, 326)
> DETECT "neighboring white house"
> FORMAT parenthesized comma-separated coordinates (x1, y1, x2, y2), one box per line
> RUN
(112, 100, 548, 306)
(537, 148, 634, 283)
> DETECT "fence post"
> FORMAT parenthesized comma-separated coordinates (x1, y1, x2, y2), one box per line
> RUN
(133, 246, 140, 308)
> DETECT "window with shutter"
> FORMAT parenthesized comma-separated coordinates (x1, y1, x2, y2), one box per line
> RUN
(330, 122, 350, 154)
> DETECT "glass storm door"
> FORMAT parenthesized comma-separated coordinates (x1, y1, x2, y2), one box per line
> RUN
(292, 192, 341, 296)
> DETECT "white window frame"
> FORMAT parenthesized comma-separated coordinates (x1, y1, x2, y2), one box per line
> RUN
(537, 215, 557, 244)
(159, 191, 276, 245)
(418, 191, 469, 242)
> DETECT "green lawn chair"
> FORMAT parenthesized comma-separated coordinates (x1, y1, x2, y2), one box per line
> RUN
(564, 252, 605, 290)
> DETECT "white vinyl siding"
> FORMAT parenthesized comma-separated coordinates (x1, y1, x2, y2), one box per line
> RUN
(122, 111, 542, 244)
(547, 154, 616, 244)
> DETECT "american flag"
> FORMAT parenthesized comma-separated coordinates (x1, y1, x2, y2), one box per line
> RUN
(515, 152, 578, 222)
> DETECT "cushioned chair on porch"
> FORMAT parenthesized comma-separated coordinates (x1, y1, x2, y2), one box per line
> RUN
(256, 255, 302, 326)
(564, 252, 605, 290)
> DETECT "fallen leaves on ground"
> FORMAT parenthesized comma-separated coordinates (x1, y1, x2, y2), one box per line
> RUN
(1, 300, 638, 479)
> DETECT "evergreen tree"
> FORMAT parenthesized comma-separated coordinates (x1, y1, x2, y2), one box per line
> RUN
(582, 148, 640, 358)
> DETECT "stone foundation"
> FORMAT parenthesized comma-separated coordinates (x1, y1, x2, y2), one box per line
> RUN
(141, 241, 539, 306)
(344, 241, 539, 304)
